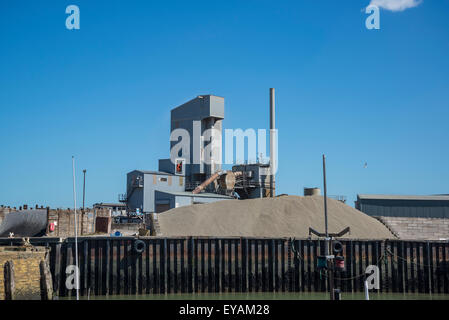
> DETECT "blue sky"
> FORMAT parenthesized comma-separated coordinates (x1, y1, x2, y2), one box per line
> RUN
(0, 0, 448, 209)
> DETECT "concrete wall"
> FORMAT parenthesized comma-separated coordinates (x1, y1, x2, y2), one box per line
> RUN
(375, 216, 449, 240)
(0, 246, 49, 300)
(111, 223, 141, 236)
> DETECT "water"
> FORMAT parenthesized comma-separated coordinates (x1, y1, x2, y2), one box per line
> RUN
(63, 292, 449, 300)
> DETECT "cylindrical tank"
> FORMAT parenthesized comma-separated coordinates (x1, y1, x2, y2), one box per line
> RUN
(218, 171, 236, 190)
(304, 187, 321, 196)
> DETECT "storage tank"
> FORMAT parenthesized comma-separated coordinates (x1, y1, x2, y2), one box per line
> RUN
(218, 171, 237, 190)
(304, 188, 321, 196)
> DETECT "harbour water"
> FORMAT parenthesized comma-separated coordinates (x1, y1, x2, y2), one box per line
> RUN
(63, 292, 449, 300)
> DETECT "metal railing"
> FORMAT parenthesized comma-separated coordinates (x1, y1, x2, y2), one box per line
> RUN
(328, 195, 347, 203)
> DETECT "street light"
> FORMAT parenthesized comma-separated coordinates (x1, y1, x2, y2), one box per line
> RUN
(308, 154, 350, 300)
(82, 169, 86, 211)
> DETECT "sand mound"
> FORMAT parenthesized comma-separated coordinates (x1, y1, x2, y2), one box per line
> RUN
(157, 195, 395, 239)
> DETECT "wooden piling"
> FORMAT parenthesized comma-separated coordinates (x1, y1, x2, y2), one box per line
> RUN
(40, 260, 53, 300)
(1, 237, 447, 298)
(4, 260, 15, 300)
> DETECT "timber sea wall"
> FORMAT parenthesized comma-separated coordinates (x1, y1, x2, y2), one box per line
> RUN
(1, 237, 448, 298)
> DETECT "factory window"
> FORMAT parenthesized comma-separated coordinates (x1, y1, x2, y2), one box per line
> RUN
(176, 161, 183, 173)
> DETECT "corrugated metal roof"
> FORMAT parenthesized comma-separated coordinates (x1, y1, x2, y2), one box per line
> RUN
(93, 203, 126, 208)
(157, 191, 232, 199)
(134, 170, 177, 176)
(357, 194, 449, 201)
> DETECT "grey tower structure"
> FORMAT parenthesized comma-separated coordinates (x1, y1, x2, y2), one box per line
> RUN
(159, 95, 224, 191)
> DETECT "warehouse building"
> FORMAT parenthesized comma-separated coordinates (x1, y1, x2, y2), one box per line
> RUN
(355, 194, 449, 218)
(355, 194, 449, 240)
(124, 170, 186, 214)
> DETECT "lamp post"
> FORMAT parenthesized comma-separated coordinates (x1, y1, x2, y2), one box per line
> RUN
(322, 154, 334, 300)
(72, 157, 80, 300)
(82, 169, 86, 211)
(309, 154, 350, 300)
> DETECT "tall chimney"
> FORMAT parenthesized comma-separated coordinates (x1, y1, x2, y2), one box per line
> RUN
(269, 88, 276, 197)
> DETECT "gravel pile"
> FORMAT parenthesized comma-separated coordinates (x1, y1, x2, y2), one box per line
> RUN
(157, 195, 395, 239)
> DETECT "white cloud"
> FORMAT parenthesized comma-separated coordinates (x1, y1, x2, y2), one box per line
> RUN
(368, 0, 423, 12)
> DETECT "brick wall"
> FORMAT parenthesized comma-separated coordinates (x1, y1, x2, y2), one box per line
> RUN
(47, 208, 111, 237)
(375, 216, 449, 240)
(0, 246, 49, 300)
(0, 206, 16, 226)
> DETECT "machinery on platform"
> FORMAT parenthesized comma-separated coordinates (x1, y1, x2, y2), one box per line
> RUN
(121, 89, 278, 214)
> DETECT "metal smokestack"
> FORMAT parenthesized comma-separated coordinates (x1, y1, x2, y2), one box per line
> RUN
(269, 88, 276, 197)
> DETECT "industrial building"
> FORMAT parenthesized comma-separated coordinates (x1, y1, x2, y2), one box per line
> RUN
(355, 194, 449, 240)
(93, 202, 126, 216)
(231, 163, 272, 199)
(158, 94, 224, 190)
(154, 191, 232, 213)
(355, 194, 449, 218)
(123, 170, 186, 214)
(121, 90, 277, 215)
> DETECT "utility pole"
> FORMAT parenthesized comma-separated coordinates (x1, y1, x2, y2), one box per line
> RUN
(309, 155, 349, 300)
(82, 169, 86, 211)
(269, 88, 276, 197)
(71, 157, 80, 300)
(323, 155, 328, 238)
(322, 154, 334, 300)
